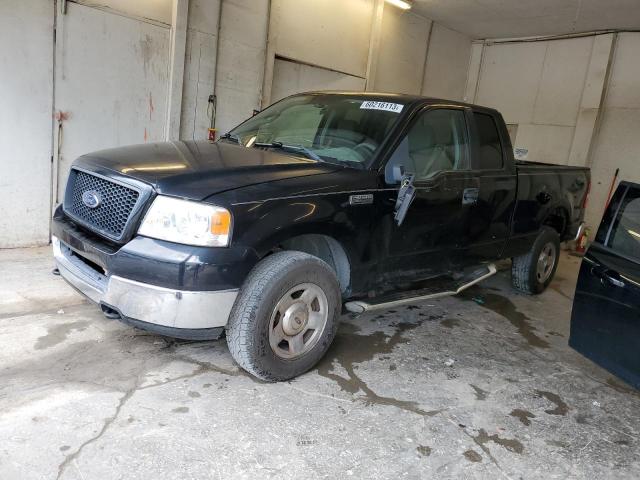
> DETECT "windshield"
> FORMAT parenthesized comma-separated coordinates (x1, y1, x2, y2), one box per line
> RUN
(226, 95, 407, 168)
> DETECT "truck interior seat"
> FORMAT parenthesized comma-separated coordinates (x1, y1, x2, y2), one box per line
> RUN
(409, 122, 454, 178)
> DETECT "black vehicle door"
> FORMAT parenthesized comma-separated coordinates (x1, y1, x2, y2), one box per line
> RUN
(570, 182, 640, 388)
(465, 110, 517, 263)
(376, 106, 479, 283)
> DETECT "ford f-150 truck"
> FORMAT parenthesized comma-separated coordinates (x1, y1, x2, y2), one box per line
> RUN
(52, 92, 590, 381)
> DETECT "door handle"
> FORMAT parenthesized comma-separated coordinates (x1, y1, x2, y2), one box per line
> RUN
(462, 188, 479, 205)
(592, 268, 625, 288)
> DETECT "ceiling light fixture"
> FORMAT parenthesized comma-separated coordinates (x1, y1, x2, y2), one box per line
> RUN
(385, 0, 412, 10)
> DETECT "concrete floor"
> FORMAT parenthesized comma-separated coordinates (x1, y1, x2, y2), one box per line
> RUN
(0, 247, 638, 479)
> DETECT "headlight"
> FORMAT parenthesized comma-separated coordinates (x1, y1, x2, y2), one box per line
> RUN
(138, 196, 231, 247)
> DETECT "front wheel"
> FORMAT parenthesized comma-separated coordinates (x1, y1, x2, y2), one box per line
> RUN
(511, 227, 560, 295)
(226, 251, 341, 381)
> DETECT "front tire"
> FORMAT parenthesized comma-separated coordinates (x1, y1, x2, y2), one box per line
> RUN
(226, 251, 341, 381)
(512, 227, 560, 295)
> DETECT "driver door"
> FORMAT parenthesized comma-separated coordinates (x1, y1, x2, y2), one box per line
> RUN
(377, 106, 479, 283)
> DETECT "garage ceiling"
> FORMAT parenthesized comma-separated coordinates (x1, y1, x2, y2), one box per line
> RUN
(412, 0, 640, 39)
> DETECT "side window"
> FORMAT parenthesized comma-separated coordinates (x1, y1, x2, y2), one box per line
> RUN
(388, 109, 468, 181)
(607, 187, 640, 261)
(474, 112, 503, 170)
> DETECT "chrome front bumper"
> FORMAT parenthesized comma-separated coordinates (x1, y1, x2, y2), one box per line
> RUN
(52, 236, 238, 334)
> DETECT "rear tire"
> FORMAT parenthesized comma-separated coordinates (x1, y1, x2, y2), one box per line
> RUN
(512, 227, 560, 295)
(226, 251, 341, 382)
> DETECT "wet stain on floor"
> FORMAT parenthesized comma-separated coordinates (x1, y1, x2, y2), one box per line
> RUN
(575, 413, 590, 424)
(440, 318, 460, 329)
(535, 390, 569, 415)
(416, 445, 431, 456)
(510, 408, 535, 426)
(470, 384, 489, 400)
(317, 318, 441, 417)
(473, 428, 524, 455)
(550, 284, 573, 301)
(606, 377, 639, 396)
(463, 449, 482, 462)
(34, 320, 91, 350)
(462, 288, 550, 349)
(546, 439, 569, 448)
(172, 407, 189, 413)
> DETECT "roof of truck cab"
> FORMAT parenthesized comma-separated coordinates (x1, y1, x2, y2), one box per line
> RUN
(296, 91, 498, 114)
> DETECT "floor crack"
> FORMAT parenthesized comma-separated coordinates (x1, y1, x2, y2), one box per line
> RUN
(56, 383, 137, 480)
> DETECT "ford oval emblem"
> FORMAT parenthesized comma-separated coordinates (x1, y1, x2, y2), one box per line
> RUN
(82, 190, 102, 209)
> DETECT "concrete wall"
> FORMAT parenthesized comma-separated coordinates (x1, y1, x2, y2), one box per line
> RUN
(588, 32, 640, 228)
(0, 0, 54, 247)
(271, 59, 366, 103)
(269, 0, 374, 79)
(0, 0, 473, 248)
(180, 0, 221, 139)
(214, 0, 269, 135)
(464, 33, 636, 230)
(374, 9, 431, 94)
(422, 24, 472, 100)
(73, 0, 173, 25)
(470, 36, 595, 165)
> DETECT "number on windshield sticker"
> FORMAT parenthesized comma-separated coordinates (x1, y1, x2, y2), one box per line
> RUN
(360, 101, 404, 113)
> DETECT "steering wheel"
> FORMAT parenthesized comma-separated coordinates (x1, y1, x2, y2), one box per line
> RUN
(353, 142, 377, 161)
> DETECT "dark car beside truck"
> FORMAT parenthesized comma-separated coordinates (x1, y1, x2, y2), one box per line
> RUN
(52, 92, 590, 381)
(570, 181, 640, 389)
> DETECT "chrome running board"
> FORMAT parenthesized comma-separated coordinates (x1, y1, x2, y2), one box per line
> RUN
(344, 264, 497, 313)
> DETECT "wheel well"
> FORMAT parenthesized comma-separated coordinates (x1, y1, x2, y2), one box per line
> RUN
(277, 234, 351, 295)
(543, 208, 569, 237)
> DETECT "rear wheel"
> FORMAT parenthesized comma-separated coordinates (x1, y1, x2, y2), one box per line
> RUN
(512, 227, 560, 294)
(226, 251, 341, 381)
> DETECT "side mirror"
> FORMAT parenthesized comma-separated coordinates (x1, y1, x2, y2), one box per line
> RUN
(394, 173, 416, 226)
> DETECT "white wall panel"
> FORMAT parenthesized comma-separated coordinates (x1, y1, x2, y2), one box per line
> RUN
(73, 0, 172, 25)
(476, 42, 547, 123)
(271, 59, 366, 103)
(0, 0, 53, 247)
(374, 10, 431, 94)
(533, 37, 593, 126)
(54, 3, 171, 200)
(587, 33, 640, 229)
(270, 0, 374, 79)
(422, 24, 471, 100)
(180, 0, 221, 140)
(513, 124, 575, 165)
(214, 0, 269, 134)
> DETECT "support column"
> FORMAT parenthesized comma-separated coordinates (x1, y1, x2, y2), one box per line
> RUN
(364, 0, 385, 91)
(463, 42, 484, 103)
(567, 33, 616, 167)
(166, 0, 189, 140)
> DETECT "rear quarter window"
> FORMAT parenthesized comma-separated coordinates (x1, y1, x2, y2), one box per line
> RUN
(474, 112, 504, 170)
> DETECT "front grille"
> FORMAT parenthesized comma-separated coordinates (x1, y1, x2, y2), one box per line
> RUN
(65, 170, 140, 241)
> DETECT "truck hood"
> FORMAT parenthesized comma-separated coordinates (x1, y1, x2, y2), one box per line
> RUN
(75, 141, 339, 200)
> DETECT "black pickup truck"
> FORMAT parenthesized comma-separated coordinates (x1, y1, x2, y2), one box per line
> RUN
(52, 92, 590, 381)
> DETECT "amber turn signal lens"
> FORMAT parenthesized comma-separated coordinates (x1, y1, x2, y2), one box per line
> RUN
(211, 210, 231, 235)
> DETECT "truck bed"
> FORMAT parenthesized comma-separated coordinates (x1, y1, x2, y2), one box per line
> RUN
(515, 160, 590, 174)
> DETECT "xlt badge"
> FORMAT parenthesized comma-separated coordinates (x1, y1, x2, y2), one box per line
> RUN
(349, 193, 374, 205)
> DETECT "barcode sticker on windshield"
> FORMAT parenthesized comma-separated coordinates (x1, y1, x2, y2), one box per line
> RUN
(360, 101, 404, 113)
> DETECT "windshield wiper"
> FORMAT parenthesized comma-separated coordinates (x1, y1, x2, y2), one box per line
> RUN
(254, 141, 321, 161)
(220, 132, 242, 144)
